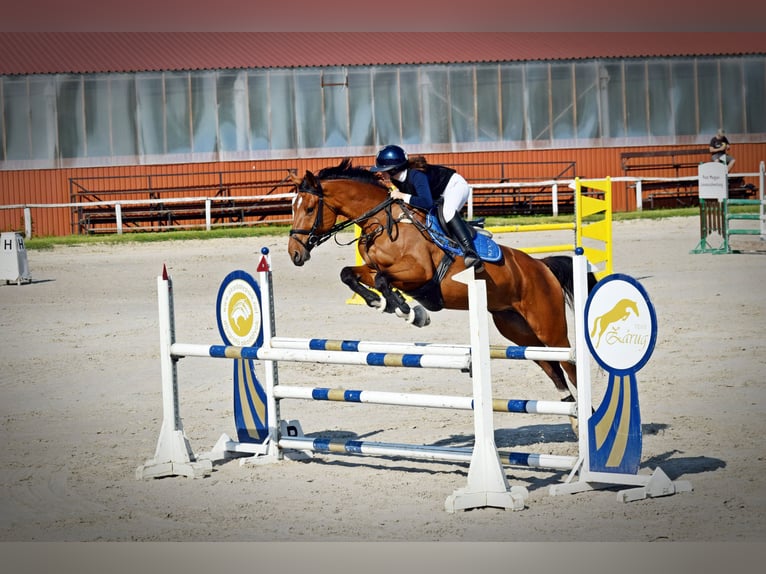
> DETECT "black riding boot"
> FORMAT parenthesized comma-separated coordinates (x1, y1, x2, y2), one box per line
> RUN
(446, 216, 484, 272)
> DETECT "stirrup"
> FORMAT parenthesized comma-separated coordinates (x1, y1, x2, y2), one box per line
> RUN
(464, 252, 484, 272)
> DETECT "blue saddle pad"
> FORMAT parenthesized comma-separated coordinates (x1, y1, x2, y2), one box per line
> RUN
(425, 210, 502, 263)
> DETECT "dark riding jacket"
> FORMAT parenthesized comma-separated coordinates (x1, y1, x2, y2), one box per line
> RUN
(391, 164, 456, 211)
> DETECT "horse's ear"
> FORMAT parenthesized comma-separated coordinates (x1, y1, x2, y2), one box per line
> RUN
(304, 170, 319, 189)
(287, 170, 303, 187)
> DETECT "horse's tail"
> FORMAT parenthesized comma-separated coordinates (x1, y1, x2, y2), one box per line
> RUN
(540, 255, 598, 307)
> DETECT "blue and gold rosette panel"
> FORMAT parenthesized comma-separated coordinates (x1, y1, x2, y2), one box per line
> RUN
(216, 270, 266, 444)
(584, 274, 657, 475)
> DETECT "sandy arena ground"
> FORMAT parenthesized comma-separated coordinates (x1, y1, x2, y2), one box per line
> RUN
(1, 216, 765, 553)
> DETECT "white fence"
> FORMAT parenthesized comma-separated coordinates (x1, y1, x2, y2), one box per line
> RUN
(2, 166, 764, 239)
(466, 164, 764, 220)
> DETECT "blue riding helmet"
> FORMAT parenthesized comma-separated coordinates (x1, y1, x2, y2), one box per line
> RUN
(370, 145, 407, 173)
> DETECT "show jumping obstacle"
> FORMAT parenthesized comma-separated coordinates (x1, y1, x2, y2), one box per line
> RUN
(691, 161, 765, 254)
(136, 246, 691, 511)
(690, 196, 766, 254)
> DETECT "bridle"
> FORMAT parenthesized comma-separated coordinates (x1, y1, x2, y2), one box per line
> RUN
(289, 177, 397, 253)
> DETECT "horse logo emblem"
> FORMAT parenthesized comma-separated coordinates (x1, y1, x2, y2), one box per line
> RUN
(216, 270, 266, 444)
(585, 278, 654, 374)
(589, 298, 639, 347)
(217, 273, 261, 348)
(228, 293, 254, 339)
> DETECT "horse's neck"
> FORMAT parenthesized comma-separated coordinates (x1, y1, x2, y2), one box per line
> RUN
(327, 180, 390, 221)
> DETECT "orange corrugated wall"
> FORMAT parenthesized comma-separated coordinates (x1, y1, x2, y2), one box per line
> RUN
(2, 144, 765, 237)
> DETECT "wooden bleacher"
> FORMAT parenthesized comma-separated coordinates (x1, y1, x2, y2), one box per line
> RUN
(460, 161, 579, 216)
(621, 148, 710, 174)
(640, 177, 757, 209)
(70, 169, 297, 234)
(470, 183, 578, 216)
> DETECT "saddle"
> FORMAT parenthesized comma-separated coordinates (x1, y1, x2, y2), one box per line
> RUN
(425, 208, 503, 263)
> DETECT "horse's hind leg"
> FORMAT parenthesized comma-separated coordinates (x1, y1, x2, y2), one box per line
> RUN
(491, 309, 574, 399)
(491, 309, 581, 434)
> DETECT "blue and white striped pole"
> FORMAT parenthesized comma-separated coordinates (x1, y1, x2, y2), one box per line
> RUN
(269, 337, 573, 363)
(170, 342, 471, 370)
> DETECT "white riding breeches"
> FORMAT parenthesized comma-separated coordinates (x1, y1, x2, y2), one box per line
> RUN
(440, 173, 470, 222)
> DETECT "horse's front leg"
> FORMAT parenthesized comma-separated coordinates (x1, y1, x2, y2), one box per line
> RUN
(373, 273, 430, 328)
(340, 265, 397, 312)
(339, 265, 430, 327)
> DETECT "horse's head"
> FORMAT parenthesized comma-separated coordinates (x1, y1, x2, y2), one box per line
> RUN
(288, 159, 392, 266)
(287, 169, 338, 266)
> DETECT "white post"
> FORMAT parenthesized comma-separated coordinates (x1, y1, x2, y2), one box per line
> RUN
(549, 248, 592, 495)
(115, 203, 123, 235)
(258, 251, 282, 462)
(23, 207, 32, 239)
(759, 161, 765, 240)
(467, 185, 474, 221)
(552, 183, 559, 217)
(135, 268, 212, 479)
(635, 180, 643, 212)
(444, 267, 528, 512)
(205, 199, 212, 231)
(573, 250, 592, 473)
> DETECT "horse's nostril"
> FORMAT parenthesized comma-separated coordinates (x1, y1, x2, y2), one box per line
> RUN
(291, 251, 307, 266)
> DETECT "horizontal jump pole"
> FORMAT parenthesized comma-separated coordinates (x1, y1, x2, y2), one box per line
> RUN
(518, 244, 575, 255)
(273, 385, 578, 416)
(727, 228, 762, 235)
(487, 222, 575, 233)
(726, 197, 765, 240)
(726, 198, 763, 206)
(271, 336, 573, 362)
(279, 436, 577, 471)
(485, 224, 577, 257)
(170, 342, 471, 370)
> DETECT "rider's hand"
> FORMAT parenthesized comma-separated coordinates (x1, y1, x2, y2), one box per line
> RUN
(377, 173, 402, 198)
(389, 188, 406, 201)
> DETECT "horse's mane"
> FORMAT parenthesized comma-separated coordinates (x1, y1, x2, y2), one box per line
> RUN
(316, 158, 386, 189)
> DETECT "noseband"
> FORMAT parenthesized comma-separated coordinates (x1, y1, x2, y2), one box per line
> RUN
(288, 180, 338, 252)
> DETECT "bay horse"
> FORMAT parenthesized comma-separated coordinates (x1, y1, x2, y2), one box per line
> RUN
(287, 159, 597, 408)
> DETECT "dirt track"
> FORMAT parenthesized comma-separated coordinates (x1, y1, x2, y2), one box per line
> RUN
(1, 216, 765, 543)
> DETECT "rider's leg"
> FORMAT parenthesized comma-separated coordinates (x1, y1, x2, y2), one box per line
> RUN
(441, 175, 483, 272)
(444, 213, 483, 271)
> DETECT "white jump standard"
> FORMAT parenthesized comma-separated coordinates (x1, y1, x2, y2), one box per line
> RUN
(137, 246, 691, 511)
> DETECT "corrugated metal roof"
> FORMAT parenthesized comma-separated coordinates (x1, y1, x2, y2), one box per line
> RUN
(1, 32, 765, 76)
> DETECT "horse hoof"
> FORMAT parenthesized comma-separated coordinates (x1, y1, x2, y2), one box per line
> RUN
(407, 305, 430, 328)
(569, 416, 579, 437)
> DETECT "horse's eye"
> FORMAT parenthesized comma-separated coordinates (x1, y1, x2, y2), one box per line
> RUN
(306, 206, 315, 215)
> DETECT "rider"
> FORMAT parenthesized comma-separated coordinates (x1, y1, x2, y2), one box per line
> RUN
(370, 145, 483, 272)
